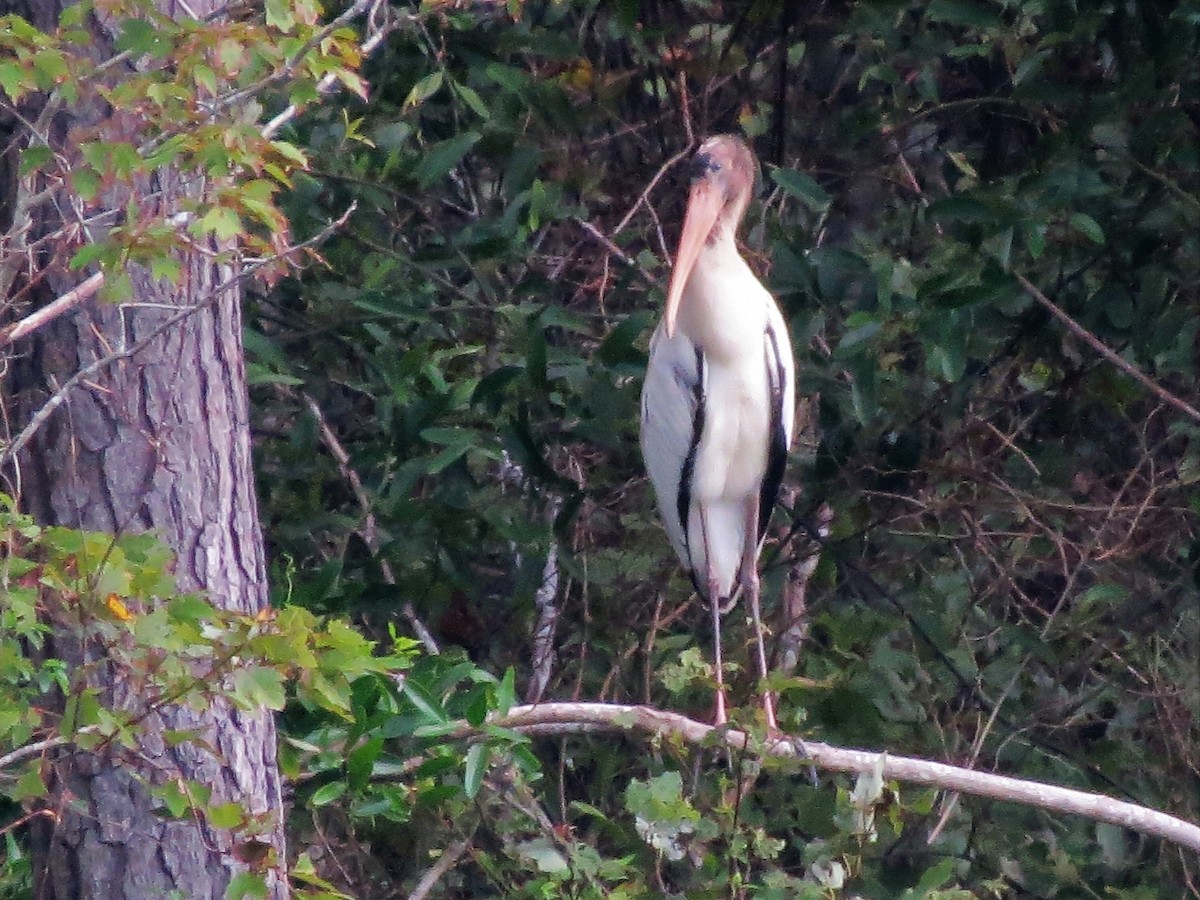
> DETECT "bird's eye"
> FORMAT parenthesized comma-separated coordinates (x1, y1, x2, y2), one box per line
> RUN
(690, 153, 722, 181)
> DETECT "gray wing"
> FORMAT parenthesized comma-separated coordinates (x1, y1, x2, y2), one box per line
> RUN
(640, 324, 705, 574)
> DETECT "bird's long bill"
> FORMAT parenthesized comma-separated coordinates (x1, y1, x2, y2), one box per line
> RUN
(664, 181, 722, 338)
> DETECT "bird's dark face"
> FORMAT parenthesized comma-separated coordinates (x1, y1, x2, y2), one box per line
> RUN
(688, 136, 756, 207)
(664, 135, 758, 337)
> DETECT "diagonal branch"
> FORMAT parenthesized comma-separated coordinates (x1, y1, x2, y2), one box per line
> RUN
(470, 701, 1200, 854)
(0, 272, 104, 349)
(1017, 274, 1200, 425)
(299, 390, 441, 655)
(0, 205, 355, 471)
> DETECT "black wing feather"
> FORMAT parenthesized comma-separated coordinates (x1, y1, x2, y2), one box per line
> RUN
(758, 325, 789, 540)
(676, 345, 706, 569)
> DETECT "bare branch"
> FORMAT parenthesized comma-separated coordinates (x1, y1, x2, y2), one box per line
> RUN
(300, 391, 441, 655)
(0, 205, 355, 471)
(261, 0, 397, 140)
(0, 272, 104, 349)
(466, 702, 1200, 854)
(1017, 274, 1200, 425)
(407, 837, 473, 900)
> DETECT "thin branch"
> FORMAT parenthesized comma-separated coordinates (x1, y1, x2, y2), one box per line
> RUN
(0, 272, 104, 349)
(261, 0, 397, 139)
(0, 736, 68, 774)
(777, 500, 831, 674)
(407, 836, 474, 900)
(469, 702, 1200, 854)
(1017, 274, 1200, 425)
(611, 143, 693, 238)
(300, 391, 440, 655)
(0, 205, 355, 471)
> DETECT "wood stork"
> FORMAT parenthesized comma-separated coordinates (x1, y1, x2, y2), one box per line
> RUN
(640, 134, 795, 728)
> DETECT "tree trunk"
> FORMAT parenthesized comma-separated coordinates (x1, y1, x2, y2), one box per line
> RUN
(0, 1, 287, 896)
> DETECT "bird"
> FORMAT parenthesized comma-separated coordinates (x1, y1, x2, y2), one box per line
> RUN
(640, 134, 795, 729)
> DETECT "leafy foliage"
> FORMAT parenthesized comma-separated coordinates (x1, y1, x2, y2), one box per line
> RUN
(248, 0, 1198, 895)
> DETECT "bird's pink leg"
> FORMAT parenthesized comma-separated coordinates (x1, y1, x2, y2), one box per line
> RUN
(700, 507, 728, 726)
(741, 499, 778, 731)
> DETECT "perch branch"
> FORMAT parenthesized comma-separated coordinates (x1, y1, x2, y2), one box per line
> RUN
(471, 702, 1200, 854)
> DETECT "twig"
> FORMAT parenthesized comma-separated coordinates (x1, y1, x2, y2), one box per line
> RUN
(498, 454, 565, 703)
(261, 0, 397, 139)
(300, 391, 440, 655)
(0, 735, 68, 774)
(0, 272, 104, 349)
(611, 144, 693, 239)
(0, 205, 355, 471)
(407, 837, 474, 900)
(778, 501, 831, 674)
(464, 702, 1200, 853)
(1017, 274, 1200, 425)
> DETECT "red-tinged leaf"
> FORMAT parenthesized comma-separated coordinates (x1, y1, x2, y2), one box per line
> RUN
(269, 140, 308, 168)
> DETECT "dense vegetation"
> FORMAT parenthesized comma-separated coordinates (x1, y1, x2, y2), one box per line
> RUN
(2, 0, 1197, 896)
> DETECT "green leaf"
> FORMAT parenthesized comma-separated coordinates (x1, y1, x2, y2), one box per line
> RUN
(225, 871, 269, 900)
(72, 167, 101, 202)
(0, 61, 32, 103)
(413, 132, 480, 188)
(463, 743, 489, 798)
(911, 857, 956, 894)
(208, 801, 245, 830)
(925, 0, 1002, 28)
(453, 81, 491, 120)
(496, 667, 516, 715)
(404, 71, 444, 110)
(1069, 212, 1105, 244)
(401, 679, 448, 724)
(231, 667, 285, 711)
(771, 167, 831, 211)
(194, 206, 242, 241)
(347, 736, 383, 792)
(19, 144, 52, 175)
(310, 781, 347, 807)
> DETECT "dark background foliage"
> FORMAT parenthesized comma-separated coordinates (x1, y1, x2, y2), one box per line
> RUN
(245, 0, 1197, 895)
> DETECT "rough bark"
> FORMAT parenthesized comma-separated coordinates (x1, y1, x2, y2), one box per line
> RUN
(0, 1, 286, 896)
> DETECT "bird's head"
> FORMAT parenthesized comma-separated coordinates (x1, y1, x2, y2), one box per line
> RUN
(665, 135, 758, 337)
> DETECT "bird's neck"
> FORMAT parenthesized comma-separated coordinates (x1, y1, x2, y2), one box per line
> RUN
(676, 228, 766, 359)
